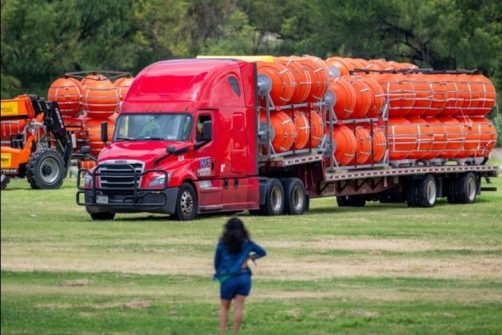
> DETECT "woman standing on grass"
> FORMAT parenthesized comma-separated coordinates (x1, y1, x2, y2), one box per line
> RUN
(214, 217, 267, 335)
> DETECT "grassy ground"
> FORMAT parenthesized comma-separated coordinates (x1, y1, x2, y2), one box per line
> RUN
(1, 162, 501, 334)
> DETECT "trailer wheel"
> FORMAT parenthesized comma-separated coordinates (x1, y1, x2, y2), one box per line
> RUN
(172, 183, 198, 220)
(90, 212, 115, 220)
(1, 174, 10, 190)
(26, 149, 65, 189)
(406, 180, 418, 207)
(449, 173, 478, 204)
(282, 178, 307, 215)
(415, 175, 437, 207)
(337, 195, 366, 207)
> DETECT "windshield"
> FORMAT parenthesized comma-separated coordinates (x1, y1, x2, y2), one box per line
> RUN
(114, 113, 193, 141)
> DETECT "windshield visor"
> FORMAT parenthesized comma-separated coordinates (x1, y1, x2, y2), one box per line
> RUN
(114, 113, 193, 141)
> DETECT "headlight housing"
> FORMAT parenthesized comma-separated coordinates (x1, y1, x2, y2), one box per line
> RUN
(148, 173, 168, 188)
(84, 172, 93, 188)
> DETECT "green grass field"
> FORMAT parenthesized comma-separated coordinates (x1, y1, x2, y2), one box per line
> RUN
(1, 163, 502, 334)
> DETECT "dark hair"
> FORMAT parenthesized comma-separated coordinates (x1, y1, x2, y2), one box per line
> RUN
(220, 217, 250, 253)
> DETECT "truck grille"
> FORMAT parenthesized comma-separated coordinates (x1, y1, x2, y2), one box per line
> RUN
(98, 162, 144, 192)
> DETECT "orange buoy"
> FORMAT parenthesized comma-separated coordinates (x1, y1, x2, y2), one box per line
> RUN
(423, 117, 447, 159)
(308, 109, 324, 148)
(257, 61, 295, 106)
(287, 110, 310, 150)
(1, 119, 28, 141)
(276, 57, 312, 104)
(361, 77, 384, 118)
(350, 125, 372, 165)
(408, 117, 434, 159)
(468, 75, 496, 116)
(329, 77, 356, 119)
(332, 125, 357, 165)
(366, 125, 387, 163)
(344, 76, 371, 118)
(438, 117, 464, 159)
(378, 74, 415, 117)
(81, 74, 119, 118)
(458, 117, 497, 158)
(79, 160, 96, 170)
(424, 75, 447, 116)
(114, 77, 134, 101)
(85, 117, 116, 157)
(260, 111, 297, 153)
(298, 56, 329, 101)
(325, 57, 354, 77)
(48, 76, 84, 117)
(388, 117, 418, 160)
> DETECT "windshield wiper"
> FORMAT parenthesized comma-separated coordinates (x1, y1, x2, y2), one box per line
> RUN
(144, 137, 165, 140)
(115, 136, 135, 141)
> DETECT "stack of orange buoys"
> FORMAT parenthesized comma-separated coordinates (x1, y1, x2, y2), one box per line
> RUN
(47, 76, 84, 120)
(47, 72, 133, 158)
(257, 56, 331, 154)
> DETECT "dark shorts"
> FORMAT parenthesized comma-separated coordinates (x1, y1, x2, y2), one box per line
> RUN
(220, 273, 252, 300)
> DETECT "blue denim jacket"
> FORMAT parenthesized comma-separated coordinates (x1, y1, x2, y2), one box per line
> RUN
(214, 240, 267, 280)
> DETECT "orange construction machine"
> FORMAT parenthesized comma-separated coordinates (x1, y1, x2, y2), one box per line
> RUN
(1, 95, 72, 189)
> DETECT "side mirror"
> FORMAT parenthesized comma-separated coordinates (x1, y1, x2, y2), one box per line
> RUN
(81, 145, 91, 154)
(101, 122, 108, 143)
(202, 120, 212, 142)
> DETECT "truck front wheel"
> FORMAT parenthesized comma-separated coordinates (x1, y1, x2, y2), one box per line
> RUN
(173, 183, 198, 220)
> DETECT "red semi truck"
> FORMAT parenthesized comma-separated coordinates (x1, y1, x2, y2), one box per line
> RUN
(76, 58, 499, 220)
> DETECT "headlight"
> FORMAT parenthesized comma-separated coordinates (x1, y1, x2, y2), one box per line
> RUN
(84, 173, 93, 187)
(149, 174, 167, 188)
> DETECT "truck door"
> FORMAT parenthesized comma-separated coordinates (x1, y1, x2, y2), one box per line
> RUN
(193, 112, 223, 211)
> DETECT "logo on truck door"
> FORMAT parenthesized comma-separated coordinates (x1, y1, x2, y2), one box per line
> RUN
(197, 157, 213, 177)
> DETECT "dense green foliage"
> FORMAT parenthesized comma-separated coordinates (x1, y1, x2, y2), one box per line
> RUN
(1, 0, 501, 141)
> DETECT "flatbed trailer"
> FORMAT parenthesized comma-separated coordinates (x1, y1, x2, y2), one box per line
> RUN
(75, 58, 499, 220)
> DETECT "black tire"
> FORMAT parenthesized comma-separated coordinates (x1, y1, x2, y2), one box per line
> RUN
(282, 178, 307, 215)
(406, 180, 418, 207)
(26, 149, 65, 189)
(172, 183, 198, 220)
(451, 173, 478, 204)
(415, 175, 437, 207)
(337, 195, 366, 207)
(90, 212, 115, 220)
(1, 174, 10, 190)
(257, 178, 284, 216)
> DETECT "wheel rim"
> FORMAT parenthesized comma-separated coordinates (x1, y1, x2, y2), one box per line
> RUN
(180, 190, 194, 217)
(271, 187, 283, 213)
(467, 177, 476, 201)
(292, 186, 304, 212)
(1, 174, 6, 183)
(426, 180, 437, 205)
(39, 157, 60, 185)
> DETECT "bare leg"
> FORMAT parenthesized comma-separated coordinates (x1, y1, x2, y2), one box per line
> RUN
(220, 299, 232, 335)
(233, 295, 246, 334)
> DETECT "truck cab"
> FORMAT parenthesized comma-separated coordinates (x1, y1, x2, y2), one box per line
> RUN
(77, 59, 260, 220)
